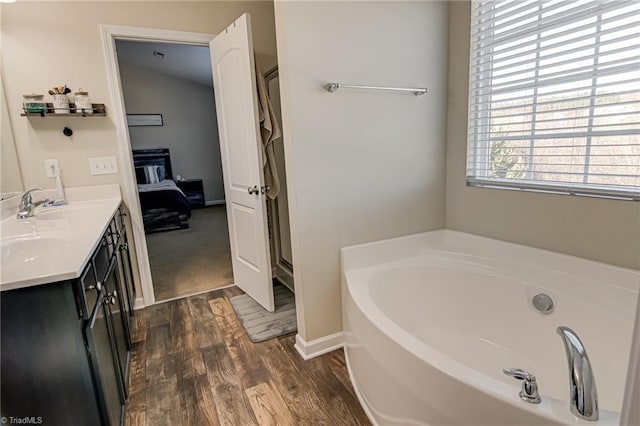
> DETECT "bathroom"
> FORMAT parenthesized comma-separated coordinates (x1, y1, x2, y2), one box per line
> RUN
(1, 1, 639, 425)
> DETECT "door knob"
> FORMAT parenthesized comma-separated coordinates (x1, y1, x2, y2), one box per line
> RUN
(248, 185, 259, 195)
(260, 186, 270, 194)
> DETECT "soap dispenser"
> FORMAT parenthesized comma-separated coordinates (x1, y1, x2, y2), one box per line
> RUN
(55, 167, 67, 204)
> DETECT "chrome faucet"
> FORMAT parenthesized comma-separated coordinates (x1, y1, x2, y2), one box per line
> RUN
(503, 368, 541, 404)
(16, 188, 49, 220)
(556, 326, 599, 421)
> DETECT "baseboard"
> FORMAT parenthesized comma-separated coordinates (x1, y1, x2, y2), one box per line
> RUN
(205, 199, 225, 206)
(294, 332, 345, 360)
(134, 297, 145, 310)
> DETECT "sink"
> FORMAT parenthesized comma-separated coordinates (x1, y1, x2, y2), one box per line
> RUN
(35, 204, 93, 221)
(1, 235, 68, 264)
(1, 211, 70, 239)
(0, 219, 44, 239)
(1, 203, 101, 266)
(0, 196, 121, 289)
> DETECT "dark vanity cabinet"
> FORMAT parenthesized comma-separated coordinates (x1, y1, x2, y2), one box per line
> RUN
(102, 257, 131, 396)
(85, 289, 127, 426)
(111, 209, 136, 321)
(1, 205, 136, 426)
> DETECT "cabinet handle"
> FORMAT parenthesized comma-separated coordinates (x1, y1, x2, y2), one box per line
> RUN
(106, 291, 117, 305)
(88, 281, 102, 292)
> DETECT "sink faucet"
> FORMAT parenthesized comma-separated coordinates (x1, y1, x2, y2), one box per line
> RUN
(16, 188, 49, 220)
(556, 326, 599, 421)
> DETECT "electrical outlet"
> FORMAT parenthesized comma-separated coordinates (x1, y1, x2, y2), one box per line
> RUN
(89, 157, 119, 175)
(44, 159, 60, 178)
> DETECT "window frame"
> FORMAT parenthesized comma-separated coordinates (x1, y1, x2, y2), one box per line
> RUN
(466, 0, 640, 202)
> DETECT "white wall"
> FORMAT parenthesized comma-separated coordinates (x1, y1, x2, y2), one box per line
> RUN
(274, 1, 449, 341)
(2, 1, 278, 297)
(445, 2, 640, 270)
(1, 1, 277, 192)
(119, 61, 224, 202)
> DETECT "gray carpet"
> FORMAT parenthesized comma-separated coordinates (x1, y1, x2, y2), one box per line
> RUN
(230, 284, 297, 343)
(147, 206, 233, 301)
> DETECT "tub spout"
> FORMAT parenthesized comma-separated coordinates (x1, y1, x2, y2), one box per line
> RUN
(556, 326, 598, 421)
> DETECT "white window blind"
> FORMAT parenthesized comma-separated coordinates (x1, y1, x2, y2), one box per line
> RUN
(467, 0, 640, 200)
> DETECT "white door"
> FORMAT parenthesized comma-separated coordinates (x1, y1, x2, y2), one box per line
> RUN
(210, 13, 274, 312)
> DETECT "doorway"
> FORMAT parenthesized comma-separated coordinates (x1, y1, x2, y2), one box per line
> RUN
(102, 21, 293, 311)
(115, 40, 233, 302)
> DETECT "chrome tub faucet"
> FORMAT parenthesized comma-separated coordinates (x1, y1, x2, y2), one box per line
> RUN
(16, 188, 49, 220)
(557, 326, 599, 421)
(503, 368, 541, 404)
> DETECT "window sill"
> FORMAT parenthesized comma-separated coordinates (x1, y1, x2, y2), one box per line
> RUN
(466, 178, 640, 202)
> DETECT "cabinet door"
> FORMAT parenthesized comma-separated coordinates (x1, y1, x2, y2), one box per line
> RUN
(116, 227, 136, 316)
(93, 237, 111, 283)
(103, 258, 131, 397)
(78, 259, 100, 319)
(85, 292, 124, 426)
(2, 283, 102, 425)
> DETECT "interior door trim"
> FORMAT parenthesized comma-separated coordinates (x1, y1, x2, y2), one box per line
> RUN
(101, 25, 216, 308)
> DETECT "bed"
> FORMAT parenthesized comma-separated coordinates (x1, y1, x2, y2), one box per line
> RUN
(133, 148, 191, 233)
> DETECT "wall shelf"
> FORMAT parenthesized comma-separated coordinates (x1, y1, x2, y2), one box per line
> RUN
(21, 103, 107, 117)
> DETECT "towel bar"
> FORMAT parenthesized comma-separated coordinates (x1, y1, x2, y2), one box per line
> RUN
(325, 83, 428, 96)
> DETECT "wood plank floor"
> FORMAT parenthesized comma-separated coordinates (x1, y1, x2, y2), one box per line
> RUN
(126, 286, 370, 426)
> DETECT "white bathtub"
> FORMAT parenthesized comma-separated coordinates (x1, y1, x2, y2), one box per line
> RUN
(341, 230, 639, 425)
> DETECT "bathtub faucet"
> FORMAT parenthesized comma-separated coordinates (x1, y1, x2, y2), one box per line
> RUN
(556, 326, 598, 421)
(503, 368, 541, 404)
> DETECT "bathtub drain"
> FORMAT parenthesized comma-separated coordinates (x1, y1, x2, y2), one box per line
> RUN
(532, 293, 554, 314)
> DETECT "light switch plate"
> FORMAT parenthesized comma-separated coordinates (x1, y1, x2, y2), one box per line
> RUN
(44, 159, 59, 178)
(89, 156, 118, 175)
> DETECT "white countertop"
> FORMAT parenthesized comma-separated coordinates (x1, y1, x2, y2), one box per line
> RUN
(0, 185, 122, 291)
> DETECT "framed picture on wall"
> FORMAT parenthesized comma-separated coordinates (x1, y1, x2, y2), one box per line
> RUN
(127, 114, 163, 127)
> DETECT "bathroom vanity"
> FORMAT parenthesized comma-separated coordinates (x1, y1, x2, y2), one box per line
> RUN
(0, 192, 135, 426)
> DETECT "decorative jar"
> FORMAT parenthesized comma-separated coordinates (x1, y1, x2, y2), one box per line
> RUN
(52, 94, 70, 114)
(74, 89, 92, 115)
(22, 94, 46, 114)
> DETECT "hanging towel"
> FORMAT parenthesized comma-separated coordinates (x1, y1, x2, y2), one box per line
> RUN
(255, 58, 282, 200)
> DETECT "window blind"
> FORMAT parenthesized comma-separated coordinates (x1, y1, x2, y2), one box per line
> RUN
(467, 0, 640, 200)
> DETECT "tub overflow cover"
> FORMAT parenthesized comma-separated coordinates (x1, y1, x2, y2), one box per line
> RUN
(532, 293, 554, 314)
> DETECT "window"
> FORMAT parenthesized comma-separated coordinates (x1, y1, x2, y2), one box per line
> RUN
(467, 0, 640, 200)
